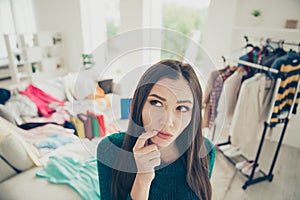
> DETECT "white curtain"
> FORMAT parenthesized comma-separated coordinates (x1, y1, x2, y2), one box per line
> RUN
(0, 0, 15, 58)
(0, 0, 36, 59)
(11, 0, 36, 33)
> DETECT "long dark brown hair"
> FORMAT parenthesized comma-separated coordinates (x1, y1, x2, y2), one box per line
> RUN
(111, 59, 212, 200)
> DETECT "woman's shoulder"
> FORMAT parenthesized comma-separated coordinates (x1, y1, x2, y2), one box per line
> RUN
(203, 137, 216, 178)
(99, 132, 126, 148)
(203, 137, 214, 152)
(97, 132, 126, 168)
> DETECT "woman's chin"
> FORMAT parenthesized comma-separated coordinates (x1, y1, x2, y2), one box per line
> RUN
(150, 137, 171, 148)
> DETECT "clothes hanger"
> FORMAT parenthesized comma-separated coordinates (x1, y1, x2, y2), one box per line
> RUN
(264, 38, 275, 52)
(243, 36, 254, 50)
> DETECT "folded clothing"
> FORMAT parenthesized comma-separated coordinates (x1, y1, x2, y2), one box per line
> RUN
(37, 134, 78, 149)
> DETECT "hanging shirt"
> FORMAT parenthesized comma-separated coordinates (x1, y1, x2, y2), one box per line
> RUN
(211, 70, 247, 140)
(238, 48, 261, 72)
(229, 73, 274, 158)
(202, 70, 220, 128)
(269, 51, 300, 128)
(260, 47, 287, 67)
(208, 67, 235, 128)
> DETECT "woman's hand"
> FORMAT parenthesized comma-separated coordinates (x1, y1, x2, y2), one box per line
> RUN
(131, 131, 160, 199)
(133, 130, 161, 182)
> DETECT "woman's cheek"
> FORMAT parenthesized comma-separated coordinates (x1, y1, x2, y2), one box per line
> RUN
(143, 106, 164, 130)
(182, 114, 192, 129)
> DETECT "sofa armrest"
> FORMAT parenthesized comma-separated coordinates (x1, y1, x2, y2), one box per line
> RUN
(0, 167, 80, 200)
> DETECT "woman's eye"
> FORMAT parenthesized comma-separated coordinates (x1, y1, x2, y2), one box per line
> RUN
(177, 105, 189, 112)
(150, 100, 163, 107)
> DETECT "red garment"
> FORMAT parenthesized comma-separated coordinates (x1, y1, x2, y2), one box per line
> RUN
(20, 84, 64, 117)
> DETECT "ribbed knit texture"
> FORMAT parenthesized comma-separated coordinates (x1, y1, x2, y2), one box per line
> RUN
(97, 132, 215, 200)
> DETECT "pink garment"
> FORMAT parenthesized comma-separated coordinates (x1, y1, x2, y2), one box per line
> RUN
(20, 84, 64, 117)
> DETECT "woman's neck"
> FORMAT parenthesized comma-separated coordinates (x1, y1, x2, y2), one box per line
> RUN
(159, 142, 180, 163)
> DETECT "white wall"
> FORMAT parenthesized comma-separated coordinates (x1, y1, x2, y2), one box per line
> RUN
(204, 0, 300, 148)
(33, 0, 84, 72)
(33, 0, 108, 73)
(234, 0, 300, 29)
(204, 0, 300, 67)
(203, 0, 238, 68)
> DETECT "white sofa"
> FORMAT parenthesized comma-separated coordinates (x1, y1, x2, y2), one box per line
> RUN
(0, 74, 119, 200)
(0, 116, 85, 200)
(0, 167, 81, 200)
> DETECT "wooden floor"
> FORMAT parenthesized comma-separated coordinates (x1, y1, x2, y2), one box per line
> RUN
(211, 142, 300, 200)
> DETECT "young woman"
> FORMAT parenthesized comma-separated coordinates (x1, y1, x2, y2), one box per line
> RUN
(97, 59, 215, 200)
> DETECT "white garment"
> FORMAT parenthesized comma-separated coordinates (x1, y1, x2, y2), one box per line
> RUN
(210, 70, 246, 143)
(228, 73, 274, 159)
(5, 94, 38, 125)
(62, 72, 97, 102)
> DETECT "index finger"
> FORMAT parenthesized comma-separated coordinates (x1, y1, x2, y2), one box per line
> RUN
(134, 130, 158, 150)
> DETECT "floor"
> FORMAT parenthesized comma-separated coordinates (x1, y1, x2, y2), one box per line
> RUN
(211, 142, 300, 200)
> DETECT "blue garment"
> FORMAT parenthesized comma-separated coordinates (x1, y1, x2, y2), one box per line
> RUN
(0, 88, 10, 104)
(37, 134, 76, 149)
(36, 156, 100, 200)
(269, 51, 300, 78)
(260, 47, 286, 67)
(63, 121, 77, 136)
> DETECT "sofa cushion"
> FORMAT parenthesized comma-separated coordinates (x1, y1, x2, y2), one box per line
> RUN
(0, 157, 17, 183)
(0, 117, 41, 171)
(0, 105, 16, 125)
(0, 134, 34, 171)
(98, 79, 113, 94)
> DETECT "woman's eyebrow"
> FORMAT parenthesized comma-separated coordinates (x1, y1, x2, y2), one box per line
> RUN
(177, 100, 193, 104)
(149, 94, 193, 104)
(149, 94, 166, 101)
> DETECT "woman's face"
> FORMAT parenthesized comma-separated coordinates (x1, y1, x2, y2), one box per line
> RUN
(142, 77, 194, 148)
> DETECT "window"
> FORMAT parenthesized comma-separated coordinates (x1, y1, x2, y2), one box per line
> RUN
(161, 0, 210, 60)
(0, 0, 36, 61)
(104, 0, 120, 39)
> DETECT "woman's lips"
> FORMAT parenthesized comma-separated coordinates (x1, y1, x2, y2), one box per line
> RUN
(156, 131, 173, 140)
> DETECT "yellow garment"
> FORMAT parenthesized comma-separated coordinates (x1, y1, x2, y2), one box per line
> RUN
(70, 116, 85, 139)
(270, 63, 300, 127)
(86, 85, 111, 107)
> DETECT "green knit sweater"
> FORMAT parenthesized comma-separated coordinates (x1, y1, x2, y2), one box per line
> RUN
(97, 132, 215, 200)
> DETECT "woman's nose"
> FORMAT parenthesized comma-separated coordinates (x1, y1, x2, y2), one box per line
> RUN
(162, 111, 175, 128)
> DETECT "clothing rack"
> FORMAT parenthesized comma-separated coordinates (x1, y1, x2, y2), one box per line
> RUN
(244, 35, 300, 46)
(236, 59, 279, 74)
(217, 39, 300, 189)
(244, 35, 300, 52)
